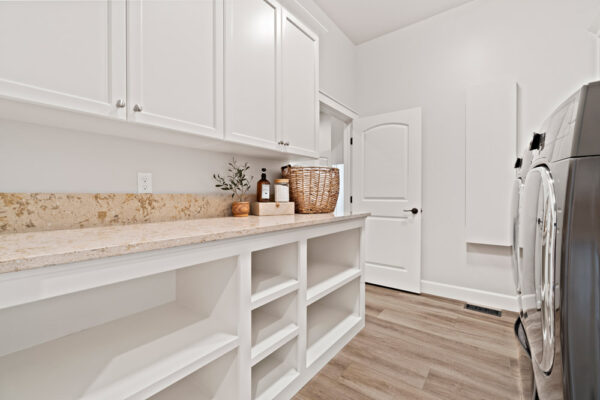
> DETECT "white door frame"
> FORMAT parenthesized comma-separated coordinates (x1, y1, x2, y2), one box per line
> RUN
(318, 90, 358, 214)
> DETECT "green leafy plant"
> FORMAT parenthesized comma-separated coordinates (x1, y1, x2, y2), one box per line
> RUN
(213, 158, 254, 202)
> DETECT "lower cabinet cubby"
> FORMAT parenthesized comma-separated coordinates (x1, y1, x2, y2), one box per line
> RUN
(251, 292, 298, 366)
(306, 228, 361, 305)
(251, 242, 299, 309)
(306, 278, 361, 367)
(150, 349, 238, 400)
(252, 339, 299, 400)
(0, 257, 240, 400)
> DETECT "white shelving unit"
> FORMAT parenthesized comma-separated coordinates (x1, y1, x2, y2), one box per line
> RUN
(306, 279, 361, 367)
(252, 340, 299, 400)
(251, 292, 299, 366)
(306, 229, 360, 305)
(0, 217, 366, 400)
(0, 257, 239, 400)
(150, 349, 239, 400)
(251, 243, 299, 309)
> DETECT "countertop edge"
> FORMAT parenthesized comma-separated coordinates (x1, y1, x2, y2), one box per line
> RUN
(0, 214, 369, 274)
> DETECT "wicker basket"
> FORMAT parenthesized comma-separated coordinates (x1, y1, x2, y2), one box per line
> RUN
(281, 166, 340, 214)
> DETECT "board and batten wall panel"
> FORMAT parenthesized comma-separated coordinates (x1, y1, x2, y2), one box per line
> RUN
(465, 81, 517, 246)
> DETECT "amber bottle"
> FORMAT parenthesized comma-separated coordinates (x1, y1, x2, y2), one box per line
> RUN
(257, 168, 270, 202)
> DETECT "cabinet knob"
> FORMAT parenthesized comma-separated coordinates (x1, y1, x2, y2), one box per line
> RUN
(133, 104, 143, 112)
(284, 142, 290, 146)
(115, 99, 126, 108)
(277, 141, 284, 145)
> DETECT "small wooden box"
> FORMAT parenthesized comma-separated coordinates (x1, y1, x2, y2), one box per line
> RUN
(251, 202, 295, 216)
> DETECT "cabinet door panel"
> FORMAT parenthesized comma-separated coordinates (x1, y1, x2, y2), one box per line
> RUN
(225, 0, 279, 148)
(0, 0, 126, 118)
(128, 0, 222, 138)
(282, 13, 318, 157)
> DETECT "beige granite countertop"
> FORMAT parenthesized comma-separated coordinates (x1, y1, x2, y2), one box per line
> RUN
(0, 213, 369, 274)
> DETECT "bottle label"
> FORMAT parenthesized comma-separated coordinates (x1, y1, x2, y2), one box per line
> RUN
(261, 185, 270, 200)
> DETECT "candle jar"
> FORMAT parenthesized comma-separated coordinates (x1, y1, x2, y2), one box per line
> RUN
(274, 179, 290, 202)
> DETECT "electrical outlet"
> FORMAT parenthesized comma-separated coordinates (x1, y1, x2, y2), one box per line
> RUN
(137, 172, 152, 194)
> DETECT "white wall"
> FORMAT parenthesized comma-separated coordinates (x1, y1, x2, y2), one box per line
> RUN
(357, 0, 598, 305)
(281, 0, 357, 111)
(0, 120, 283, 193)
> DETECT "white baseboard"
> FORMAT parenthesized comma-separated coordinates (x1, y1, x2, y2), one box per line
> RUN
(420, 280, 519, 312)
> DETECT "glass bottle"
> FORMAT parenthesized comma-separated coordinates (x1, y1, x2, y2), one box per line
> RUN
(257, 168, 270, 202)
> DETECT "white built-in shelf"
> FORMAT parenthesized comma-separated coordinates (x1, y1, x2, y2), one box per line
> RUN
(306, 264, 361, 305)
(251, 314, 298, 366)
(306, 306, 361, 367)
(251, 242, 299, 310)
(150, 348, 238, 400)
(252, 290, 298, 366)
(306, 278, 361, 368)
(151, 384, 212, 400)
(306, 229, 360, 307)
(252, 340, 299, 400)
(0, 302, 239, 400)
(251, 271, 299, 310)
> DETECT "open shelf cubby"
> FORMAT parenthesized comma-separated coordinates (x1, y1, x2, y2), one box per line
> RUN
(150, 348, 238, 400)
(306, 278, 361, 367)
(0, 257, 240, 400)
(251, 291, 298, 366)
(252, 338, 299, 400)
(306, 228, 361, 305)
(251, 242, 299, 309)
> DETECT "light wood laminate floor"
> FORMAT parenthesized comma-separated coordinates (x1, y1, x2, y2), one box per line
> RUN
(295, 284, 520, 400)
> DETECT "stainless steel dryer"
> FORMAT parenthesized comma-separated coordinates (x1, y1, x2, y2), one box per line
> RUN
(516, 81, 600, 400)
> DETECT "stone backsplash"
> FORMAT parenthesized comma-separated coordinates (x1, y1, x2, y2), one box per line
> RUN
(0, 193, 254, 234)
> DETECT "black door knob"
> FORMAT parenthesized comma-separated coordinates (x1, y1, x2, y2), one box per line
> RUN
(404, 207, 419, 214)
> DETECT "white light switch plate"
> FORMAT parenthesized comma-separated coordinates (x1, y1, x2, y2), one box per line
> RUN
(137, 172, 152, 194)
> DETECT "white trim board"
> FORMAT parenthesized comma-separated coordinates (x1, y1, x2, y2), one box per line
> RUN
(420, 280, 518, 312)
(318, 90, 358, 122)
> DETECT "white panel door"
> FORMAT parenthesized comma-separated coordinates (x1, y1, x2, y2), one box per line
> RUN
(225, 0, 280, 150)
(127, 0, 222, 138)
(282, 12, 319, 158)
(0, 1, 126, 118)
(352, 109, 422, 293)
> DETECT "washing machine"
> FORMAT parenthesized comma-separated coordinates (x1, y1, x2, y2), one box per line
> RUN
(516, 81, 600, 400)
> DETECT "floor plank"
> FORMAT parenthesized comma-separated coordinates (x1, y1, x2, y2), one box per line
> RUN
(295, 284, 521, 400)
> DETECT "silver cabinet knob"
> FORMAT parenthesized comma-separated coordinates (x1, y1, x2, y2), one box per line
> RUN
(115, 99, 126, 108)
(133, 104, 143, 112)
(284, 142, 290, 146)
(277, 141, 284, 145)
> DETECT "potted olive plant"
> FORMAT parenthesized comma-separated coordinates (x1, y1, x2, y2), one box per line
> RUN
(213, 158, 254, 217)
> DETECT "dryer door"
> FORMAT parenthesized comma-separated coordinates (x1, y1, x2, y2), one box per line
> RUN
(521, 166, 557, 374)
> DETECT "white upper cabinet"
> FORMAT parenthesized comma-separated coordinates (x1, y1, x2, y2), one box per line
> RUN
(0, 1, 126, 119)
(282, 12, 319, 157)
(127, 0, 223, 138)
(225, 0, 281, 150)
(0, 0, 319, 158)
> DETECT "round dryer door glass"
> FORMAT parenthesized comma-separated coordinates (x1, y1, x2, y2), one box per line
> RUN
(521, 167, 557, 374)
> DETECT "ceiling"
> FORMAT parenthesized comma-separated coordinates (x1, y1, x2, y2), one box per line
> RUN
(312, 0, 475, 45)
